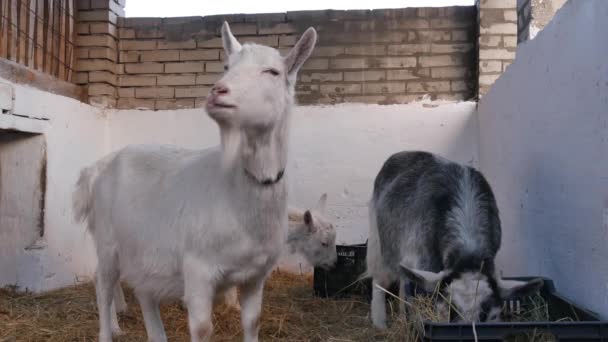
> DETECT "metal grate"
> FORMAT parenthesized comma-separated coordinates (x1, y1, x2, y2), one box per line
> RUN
(0, 0, 76, 82)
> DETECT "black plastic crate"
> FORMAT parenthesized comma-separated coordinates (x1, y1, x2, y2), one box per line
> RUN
(423, 277, 608, 341)
(313, 241, 398, 299)
(313, 243, 371, 298)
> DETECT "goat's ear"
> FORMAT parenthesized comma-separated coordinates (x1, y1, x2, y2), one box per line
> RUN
(400, 264, 445, 292)
(304, 210, 317, 233)
(315, 193, 328, 213)
(303, 210, 314, 226)
(497, 278, 543, 299)
(221, 21, 241, 56)
(284, 27, 317, 76)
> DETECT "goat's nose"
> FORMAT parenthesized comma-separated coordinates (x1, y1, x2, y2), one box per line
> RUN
(212, 84, 229, 96)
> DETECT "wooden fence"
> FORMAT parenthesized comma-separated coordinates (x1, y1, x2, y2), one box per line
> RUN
(0, 0, 76, 82)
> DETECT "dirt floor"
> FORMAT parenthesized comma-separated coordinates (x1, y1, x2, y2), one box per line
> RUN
(0, 271, 414, 342)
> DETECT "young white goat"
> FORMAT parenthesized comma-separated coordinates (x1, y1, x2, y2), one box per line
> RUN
(72, 22, 317, 342)
(223, 194, 338, 309)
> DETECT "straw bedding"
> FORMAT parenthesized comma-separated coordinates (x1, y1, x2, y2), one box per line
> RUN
(0, 271, 558, 342)
(0, 271, 414, 341)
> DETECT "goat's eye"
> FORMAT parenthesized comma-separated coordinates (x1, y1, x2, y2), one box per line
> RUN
(321, 242, 328, 247)
(264, 68, 280, 76)
(224, 65, 229, 71)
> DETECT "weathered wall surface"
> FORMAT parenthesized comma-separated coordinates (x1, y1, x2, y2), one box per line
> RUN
(108, 101, 479, 272)
(0, 133, 46, 287)
(75, 5, 479, 109)
(0, 78, 107, 291)
(479, 0, 608, 318)
(0, 76, 478, 290)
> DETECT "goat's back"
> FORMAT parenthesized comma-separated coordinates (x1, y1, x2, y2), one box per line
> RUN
(370, 151, 501, 275)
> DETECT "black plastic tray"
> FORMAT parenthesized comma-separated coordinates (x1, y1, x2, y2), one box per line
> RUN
(423, 277, 608, 341)
(313, 243, 608, 341)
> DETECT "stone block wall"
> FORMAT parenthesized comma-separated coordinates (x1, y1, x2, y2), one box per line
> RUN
(71, 2, 522, 109)
(74, 6, 480, 109)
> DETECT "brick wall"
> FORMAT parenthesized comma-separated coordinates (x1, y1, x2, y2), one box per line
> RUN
(74, 0, 125, 108)
(74, 6, 478, 110)
(71, 3, 525, 109)
(477, 0, 518, 96)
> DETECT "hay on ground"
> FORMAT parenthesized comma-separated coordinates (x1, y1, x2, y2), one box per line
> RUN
(0, 271, 413, 341)
(0, 272, 568, 342)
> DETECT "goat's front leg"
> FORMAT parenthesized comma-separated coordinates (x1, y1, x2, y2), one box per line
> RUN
(224, 287, 241, 310)
(184, 256, 215, 342)
(398, 278, 413, 319)
(94, 267, 120, 342)
(135, 290, 167, 342)
(371, 277, 390, 329)
(239, 278, 265, 342)
(110, 282, 126, 336)
(113, 282, 128, 313)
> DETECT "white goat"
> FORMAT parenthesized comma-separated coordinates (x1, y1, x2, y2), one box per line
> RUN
(223, 194, 338, 309)
(111, 194, 338, 312)
(72, 22, 317, 342)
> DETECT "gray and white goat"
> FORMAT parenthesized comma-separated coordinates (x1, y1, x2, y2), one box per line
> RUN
(367, 151, 543, 328)
(73, 22, 316, 342)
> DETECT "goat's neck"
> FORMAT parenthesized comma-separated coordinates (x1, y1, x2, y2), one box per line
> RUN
(237, 113, 290, 184)
(286, 220, 306, 253)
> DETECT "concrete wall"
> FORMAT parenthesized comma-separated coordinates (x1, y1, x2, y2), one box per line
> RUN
(108, 101, 479, 246)
(0, 77, 107, 291)
(0, 70, 477, 289)
(0, 133, 46, 286)
(108, 101, 478, 274)
(479, 0, 608, 318)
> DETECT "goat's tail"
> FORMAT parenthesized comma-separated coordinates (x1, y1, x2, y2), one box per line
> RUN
(72, 151, 118, 225)
(72, 166, 94, 224)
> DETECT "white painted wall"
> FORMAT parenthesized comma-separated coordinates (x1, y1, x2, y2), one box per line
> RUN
(478, 0, 608, 318)
(0, 77, 107, 292)
(109, 101, 479, 245)
(0, 78, 477, 289)
(109, 102, 478, 273)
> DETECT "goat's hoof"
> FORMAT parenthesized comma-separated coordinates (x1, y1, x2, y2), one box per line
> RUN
(112, 327, 125, 336)
(99, 334, 113, 342)
(227, 303, 241, 311)
(375, 324, 388, 330)
(372, 320, 388, 330)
